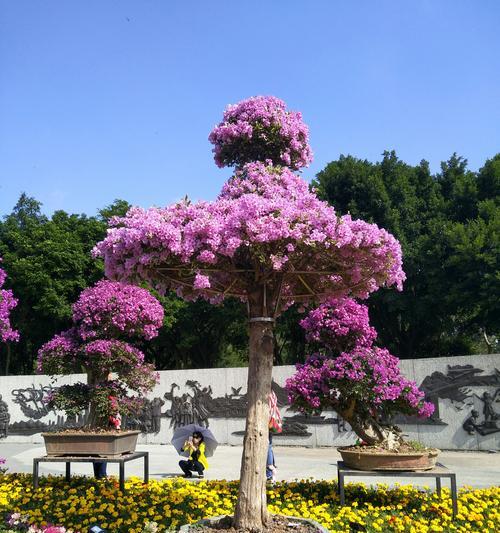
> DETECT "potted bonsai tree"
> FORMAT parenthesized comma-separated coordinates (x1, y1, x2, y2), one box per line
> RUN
(37, 280, 163, 456)
(286, 297, 438, 470)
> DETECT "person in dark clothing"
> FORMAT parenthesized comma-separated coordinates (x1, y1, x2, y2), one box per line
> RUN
(93, 461, 107, 479)
(179, 431, 208, 478)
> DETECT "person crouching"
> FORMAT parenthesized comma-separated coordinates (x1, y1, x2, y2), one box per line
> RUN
(179, 431, 208, 478)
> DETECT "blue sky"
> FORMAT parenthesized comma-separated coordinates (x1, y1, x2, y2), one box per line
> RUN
(1, 0, 499, 217)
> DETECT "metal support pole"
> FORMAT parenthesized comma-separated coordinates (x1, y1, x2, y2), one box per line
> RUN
(338, 472, 345, 505)
(144, 453, 149, 484)
(119, 461, 125, 492)
(33, 459, 39, 490)
(450, 474, 458, 519)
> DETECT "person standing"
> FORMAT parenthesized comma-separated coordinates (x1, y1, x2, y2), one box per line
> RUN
(267, 390, 282, 483)
(93, 460, 107, 479)
(266, 432, 277, 482)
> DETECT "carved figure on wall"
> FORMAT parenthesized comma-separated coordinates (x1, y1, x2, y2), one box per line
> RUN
(179, 393, 194, 426)
(333, 415, 348, 432)
(462, 409, 480, 435)
(151, 397, 165, 433)
(142, 399, 153, 433)
(462, 388, 500, 436)
(0, 403, 10, 438)
(11, 385, 54, 420)
(164, 383, 181, 428)
(162, 378, 331, 432)
(122, 412, 141, 431)
(186, 380, 212, 428)
(479, 390, 500, 422)
(280, 419, 310, 436)
(163, 381, 215, 429)
(232, 418, 311, 438)
(397, 365, 500, 426)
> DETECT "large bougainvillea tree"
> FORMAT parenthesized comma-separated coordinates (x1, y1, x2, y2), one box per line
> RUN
(0, 258, 19, 344)
(37, 280, 163, 429)
(93, 96, 405, 529)
(287, 297, 434, 450)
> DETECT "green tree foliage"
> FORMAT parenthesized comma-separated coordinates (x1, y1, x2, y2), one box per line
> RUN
(2, 152, 498, 374)
(0, 195, 250, 373)
(144, 297, 248, 370)
(313, 151, 499, 358)
(0, 195, 112, 373)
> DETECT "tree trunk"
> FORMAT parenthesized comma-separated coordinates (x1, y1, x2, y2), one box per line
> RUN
(5, 344, 11, 376)
(87, 369, 109, 429)
(234, 296, 274, 530)
(340, 407, 403, 450)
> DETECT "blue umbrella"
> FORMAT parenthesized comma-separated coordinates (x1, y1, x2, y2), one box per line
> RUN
(171, 424, 218, 458)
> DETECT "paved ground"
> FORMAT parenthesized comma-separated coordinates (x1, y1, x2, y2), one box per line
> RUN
(1, 443, 499, 489)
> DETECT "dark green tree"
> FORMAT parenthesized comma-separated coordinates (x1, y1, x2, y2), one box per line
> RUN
(145, 297, 248, 370)
(313, 151, 499, 358)
(0, 195, 107, 373)
(0, 194, 250, 373)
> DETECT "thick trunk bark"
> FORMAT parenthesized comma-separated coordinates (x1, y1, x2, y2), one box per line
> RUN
(340, 406, 403, 450)
(234, 297, 274, 530)
(87, 369, 109, 429)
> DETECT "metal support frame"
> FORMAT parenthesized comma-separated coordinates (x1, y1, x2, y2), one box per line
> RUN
(336, 461, 458, 519)
(33, 451, 149, 493)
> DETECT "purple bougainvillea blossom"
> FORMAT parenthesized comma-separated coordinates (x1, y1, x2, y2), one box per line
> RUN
(208, 95, 313, 170)
(286, 349, 434, 420)
(300, 296, 377, 353)
(72, 279, 164, 340)
(93, 161, 405, 305)
(0, 258, 19, 343)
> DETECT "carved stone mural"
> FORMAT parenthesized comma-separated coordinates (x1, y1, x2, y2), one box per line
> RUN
(419, 365, 500, 418)
(0, 355, 498, 449)
(11, 385, 53, 420)
(0, 396, 10, 438)
(462, 389, 500, 436)
(151, 379, 324, 437)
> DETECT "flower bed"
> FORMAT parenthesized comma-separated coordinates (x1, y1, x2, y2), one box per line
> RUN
(0, 475, 498, 532)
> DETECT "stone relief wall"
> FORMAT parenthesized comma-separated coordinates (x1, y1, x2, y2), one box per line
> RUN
(0, 354, 498, 450)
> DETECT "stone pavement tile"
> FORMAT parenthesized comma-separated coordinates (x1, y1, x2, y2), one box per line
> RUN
(0, 443, 498, 488)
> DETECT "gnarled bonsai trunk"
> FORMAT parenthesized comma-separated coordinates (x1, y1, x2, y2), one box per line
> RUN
(87, 369, 109, 429)
(339, 401, 403, 450)
(234, 292, 274, 530)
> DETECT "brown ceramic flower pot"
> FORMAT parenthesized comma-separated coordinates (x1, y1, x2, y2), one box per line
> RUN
(41, 430, 141, 457)
(338, 446, 440, 471)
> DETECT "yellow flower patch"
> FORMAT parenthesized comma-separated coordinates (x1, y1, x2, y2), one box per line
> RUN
(0, 474, 498, 532)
